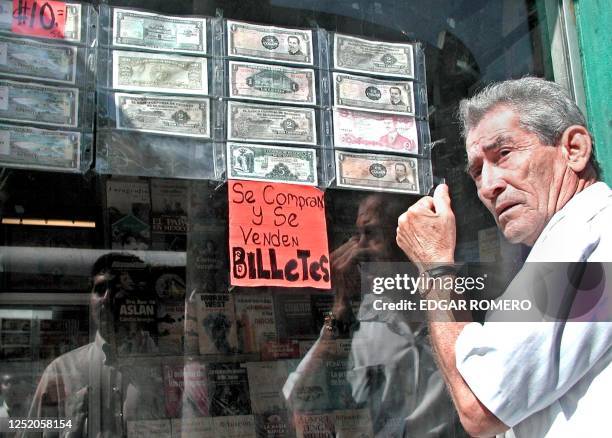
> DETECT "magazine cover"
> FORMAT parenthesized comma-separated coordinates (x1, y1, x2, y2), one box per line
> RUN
(260, 340, 300, 361)
(310, 294, 334, 333)
(285, 359, 330, 411)
(235, 294, 277, 353)
(325, 358, 356, 410)
(334, 409, 374, 438)
(274, 295, 316, 340)
(170, 417, 215, 438)
(255, 411, 296, 438)
(196, 293, 238, 355)
(157, 299, 185, 355)
(293, 412, 335, 438)
(151, 179, 188, 251)
(106, 178, 151, 250)
(212, 415, 257, 438)
(243, 361, 288, 414)
(127, 419, 171, 438)
(207, 362, 252, 416)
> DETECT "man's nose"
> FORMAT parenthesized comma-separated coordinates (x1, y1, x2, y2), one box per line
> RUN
(478, 162, 506, 201)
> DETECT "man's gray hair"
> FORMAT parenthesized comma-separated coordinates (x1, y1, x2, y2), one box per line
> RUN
(458, 76, 598, 175)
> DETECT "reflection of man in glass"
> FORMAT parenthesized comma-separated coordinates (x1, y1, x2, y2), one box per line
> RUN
(287, 36, 303, 56)
(21, 253, 165, 438)
(283, 194, 459, 437)
(389, 86, 405, 106)
(0, 367, 33, 420)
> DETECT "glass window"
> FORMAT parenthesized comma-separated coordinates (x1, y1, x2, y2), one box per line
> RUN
(0, 1, 555, 437)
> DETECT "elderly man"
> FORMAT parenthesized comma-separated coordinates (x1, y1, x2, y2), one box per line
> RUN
(396, 77, 612, 437)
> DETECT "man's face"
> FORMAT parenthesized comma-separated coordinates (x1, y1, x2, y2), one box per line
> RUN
(288, 37, 300, 54)
(466, 106, 566, 245)
(390, 88, 402, 104)
(395, 164, 407, 179)
(354, 196, 396, 262)
(90, 272, 115, 337)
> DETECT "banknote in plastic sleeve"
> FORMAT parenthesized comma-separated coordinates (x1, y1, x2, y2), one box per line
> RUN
(115, 93, 210, 138)
(334, 33, 414, 78)
(227, 142, 317, 186)
(0, 79, 78, 127)
(228, 101, 316, 145)
(113, 50, 208, 95)
(333, 108, 417, 154)
(229, 61, 315, 105)
(0, 36, 77, 84)
(227, 20, 313, 64)
(335, 150, 419, 194)
(333, 72, 414, 115)
(113, 8, 207, 54)
(0, 123, 80, 170)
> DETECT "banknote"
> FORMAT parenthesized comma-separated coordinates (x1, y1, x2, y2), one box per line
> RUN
(333, 73, 413, 115)
(229, 61, 315, 105)
(63, 3, 82, 41)
(333, 108, 418, 153)
(227, 20, 313, 64)
(0, 36, 77, 83)
(115, 93, 210, 138)
(334, 33, 414, 78)
(335, 150, 419, 194)
(227, 142, 317, 186)
(113, 50, 208, 94)
(0, 2, 82, 41)
(228, 101, 316, 145)
(0, 123, 80, 170)
(0, 79, 78, 127)
(113, 8, 207, 53)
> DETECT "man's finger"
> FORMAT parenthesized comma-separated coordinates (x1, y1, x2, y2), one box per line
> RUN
(433, 183, 451, 214)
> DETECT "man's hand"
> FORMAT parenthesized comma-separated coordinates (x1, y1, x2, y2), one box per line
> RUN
(396, 184, 456, 272)
(330, 236, 372, 318)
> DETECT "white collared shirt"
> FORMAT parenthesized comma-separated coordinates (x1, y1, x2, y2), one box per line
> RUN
(455, 182, 612, 438)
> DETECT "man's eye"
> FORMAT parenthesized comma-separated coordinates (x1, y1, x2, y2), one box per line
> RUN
(500, 149, 511, 157)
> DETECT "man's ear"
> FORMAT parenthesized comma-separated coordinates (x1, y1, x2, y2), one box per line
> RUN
(559, 125, 592, 173)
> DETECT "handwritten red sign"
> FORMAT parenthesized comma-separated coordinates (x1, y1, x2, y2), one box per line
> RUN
(229, 180, 331, 289)
(12, 0, 68, 39)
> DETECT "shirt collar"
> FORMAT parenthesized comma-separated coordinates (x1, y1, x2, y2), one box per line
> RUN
(528, 182, 611, 261)
(95, 331, 117, 366)
(541, 182, 611, 235)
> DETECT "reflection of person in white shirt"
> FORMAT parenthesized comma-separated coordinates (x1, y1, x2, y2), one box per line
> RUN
(21, 254, 165, 438)
(284, 194, 460, 437)
(397, 77, 611, 437)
